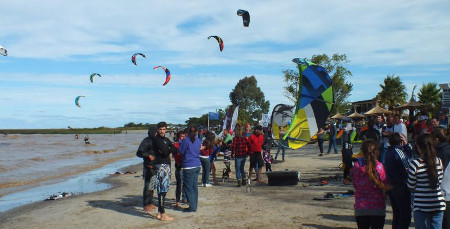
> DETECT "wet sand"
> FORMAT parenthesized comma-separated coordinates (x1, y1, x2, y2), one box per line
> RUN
(0, 143, 396, 229)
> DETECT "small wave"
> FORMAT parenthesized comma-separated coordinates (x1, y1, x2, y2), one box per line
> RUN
(85, 148, 118, 154)
(0, 143, 11, 146)
(31, 157, 45, 162)
(6, 135, 20, 140)
(51, 142, 70, 146)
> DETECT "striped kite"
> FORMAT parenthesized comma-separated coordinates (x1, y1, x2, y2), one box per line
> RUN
(153, 66, 171, 86)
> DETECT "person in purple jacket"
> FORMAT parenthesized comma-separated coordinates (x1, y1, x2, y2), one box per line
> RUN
(179, 125, 202, 212)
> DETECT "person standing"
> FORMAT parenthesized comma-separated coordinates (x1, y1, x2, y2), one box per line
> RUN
(248, 125, 265, 183)
(351, 140, 390, 229)
(136, 126, 158, 213)
(393, 114, 407, 140)
(275, 126, 288, 161)
(408, 133, 446, 229)
(431, 128, 450, 228)
(200, 132, 215, 187)
(232, 124, 250, 187)
(327, 121, 338, 154)
(173, 130, 186, 207)
(152, 122, 178, 221)
(384, 133, 412, 229)
(317, 127, 326, 157)
(179, 126, 202, 212)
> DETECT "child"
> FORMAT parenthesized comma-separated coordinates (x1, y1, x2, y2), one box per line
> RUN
(263, 150, 272, 171)
(223, 140, 233, 178)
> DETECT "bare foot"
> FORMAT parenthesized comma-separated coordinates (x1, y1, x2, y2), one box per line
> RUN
(257, 180, 264, 183)
(144, 204, 157, 213)
(159, 213, 174, 221)
(176, 202, 181, 208)
(156, 213, 161, 220)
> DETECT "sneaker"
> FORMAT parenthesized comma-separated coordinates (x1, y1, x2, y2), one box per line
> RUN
(205, 183, 212, 187)
(200, 183, 206, 187)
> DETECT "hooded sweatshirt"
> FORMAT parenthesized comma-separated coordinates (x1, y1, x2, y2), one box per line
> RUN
(436, 142, 450, 201)
(136, 127, 157, 168)
(351, 158, 387, 216)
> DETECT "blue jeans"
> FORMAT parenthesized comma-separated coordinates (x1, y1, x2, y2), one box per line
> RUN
(182, 167, 200, 211)
(235, 156, 247, 180)
(275, 140, 287, 160)
(379, 147, 387, 164)
(327, 137, 338, 154)
(413, 210, 444, 229)
(200, 157, 210, 185)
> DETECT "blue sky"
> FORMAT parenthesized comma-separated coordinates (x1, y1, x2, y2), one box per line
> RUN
(0, 0, 449, 129)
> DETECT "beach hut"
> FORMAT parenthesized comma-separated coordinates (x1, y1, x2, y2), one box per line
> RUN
(395, 85, 428, 120)
(348, 107, 365, 119)
(331, 112, 347, 120)
(364, 100, 391, 116)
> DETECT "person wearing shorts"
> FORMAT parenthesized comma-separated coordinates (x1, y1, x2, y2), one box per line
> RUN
(248, 125, 265, 183)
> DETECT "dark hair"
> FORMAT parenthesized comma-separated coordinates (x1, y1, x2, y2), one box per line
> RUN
(388, 132, 402, 146)
(188, 125, 197, 143)
(234, 124, 242, 137)
(157, 122, 167, 129)
(431, 127, 449, 144)
(203, 131, 215, 148)
(416, 133, 439, 189)
(361, 140, 390, 191)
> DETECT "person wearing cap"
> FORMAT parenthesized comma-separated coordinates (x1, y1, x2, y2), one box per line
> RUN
(248, 125, 265, 183)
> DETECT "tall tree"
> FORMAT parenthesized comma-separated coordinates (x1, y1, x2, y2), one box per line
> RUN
(283, 53, 353, 115)
(229, 75, 270, 124)
(418, 82, 442, 117)
(378, 74, 407, 111)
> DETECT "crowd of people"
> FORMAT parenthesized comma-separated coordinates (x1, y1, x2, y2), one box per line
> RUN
(135, 122, 274, 221)
(349, 112, 450, 229)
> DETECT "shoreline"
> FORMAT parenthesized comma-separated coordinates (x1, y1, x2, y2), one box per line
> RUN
(0, 143, 397, 229)
(0, 157, 141, 213)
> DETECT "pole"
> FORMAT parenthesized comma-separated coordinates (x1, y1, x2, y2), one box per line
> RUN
(208, 113, 210, 130)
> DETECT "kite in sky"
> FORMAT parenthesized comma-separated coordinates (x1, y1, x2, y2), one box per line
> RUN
(237, 9, 250, 27)
(207, 36, 224, 52)
(0, 45, 7, 56)
(90, 73, 101, 83)
(280, 58, 334, 149)
(75, 96, 86, 108)
(153, 66, 171, 86)
(131, 53, 146, 65)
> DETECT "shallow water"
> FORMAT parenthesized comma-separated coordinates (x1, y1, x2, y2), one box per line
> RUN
(0, 133, 147, 212)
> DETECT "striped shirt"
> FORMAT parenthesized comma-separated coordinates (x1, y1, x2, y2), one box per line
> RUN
(407, 157, 446, 212)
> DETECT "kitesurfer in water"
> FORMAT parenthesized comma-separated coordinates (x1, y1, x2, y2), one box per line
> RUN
(84, 136, 90, 144)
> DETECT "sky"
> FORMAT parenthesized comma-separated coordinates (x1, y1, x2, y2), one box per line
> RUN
(0, 0, 449, 129)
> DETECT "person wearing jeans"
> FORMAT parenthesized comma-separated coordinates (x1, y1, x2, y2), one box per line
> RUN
(327, 122, 338, 154)
(232, 124, 250, 187)
(179, 126, 202, 212)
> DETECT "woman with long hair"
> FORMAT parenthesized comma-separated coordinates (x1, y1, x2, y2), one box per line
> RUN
(351, 140, 390, 229)
(431, 128, 450, 228)
(408, 133, 445, 228)
(179, 125, 202, 212)
(200, 131, 215, 187)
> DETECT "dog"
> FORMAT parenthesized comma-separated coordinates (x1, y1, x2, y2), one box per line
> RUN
(222, 168, 230, 182)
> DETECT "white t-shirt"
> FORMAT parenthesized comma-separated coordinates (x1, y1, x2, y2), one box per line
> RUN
(393, 122, 407, 140)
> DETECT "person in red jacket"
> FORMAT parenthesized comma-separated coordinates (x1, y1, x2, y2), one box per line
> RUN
(248, 125, 265, 183)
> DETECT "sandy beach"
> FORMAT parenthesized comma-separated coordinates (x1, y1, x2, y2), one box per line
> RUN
(0, 143, 397, 229)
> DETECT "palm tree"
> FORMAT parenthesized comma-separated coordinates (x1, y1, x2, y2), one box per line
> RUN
(378, 74, 407, 111)
(418, 82, 442, 117)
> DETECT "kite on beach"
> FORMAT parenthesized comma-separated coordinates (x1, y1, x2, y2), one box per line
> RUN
(270, 104, 294, 141)
(207, 36, 224, 52)
(237, 9, 250, 27)
(280, 58, 334, 149)
(89, 73, 101, 83)
(0, 45, 7, 56)
(131, 53, 146, 65)
(75, 96, 85, 108)
(153, 66, 171, 86)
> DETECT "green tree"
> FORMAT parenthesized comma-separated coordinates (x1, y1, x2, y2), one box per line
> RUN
(185, 109, 225, 130)
(418, 82, 442, 117)
(229, 76, 270, 124)
(283, 53, 353, 115)
(378, 74, 407, 111)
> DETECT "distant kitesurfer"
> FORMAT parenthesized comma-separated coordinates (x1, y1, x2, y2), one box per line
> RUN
(84, 136, 90, 144)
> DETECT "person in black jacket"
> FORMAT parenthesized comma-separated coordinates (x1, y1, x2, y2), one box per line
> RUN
(136, 126, 158, 213)
(153, 122, 178, 221)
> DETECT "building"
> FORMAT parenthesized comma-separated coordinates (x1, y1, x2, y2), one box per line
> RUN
(351, 98, 377, 114)
(440, 83, 450, 110)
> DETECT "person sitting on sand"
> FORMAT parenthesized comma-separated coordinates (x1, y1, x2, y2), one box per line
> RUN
(136, 126, 158, 213)
(351, 140, 390, 228)
(152, 122, 178, 221)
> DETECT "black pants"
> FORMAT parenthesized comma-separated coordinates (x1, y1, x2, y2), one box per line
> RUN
(355, 215, 385, 229)
(318, 139, 324, 154)
(175, 163, 182, 203)
(158, 193, 166, 213)
(388, 185, 411, 229)
(143, 165, 154, 207)
(342, 148, 353, 179)
(265, 163, 272, 171)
